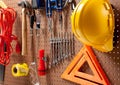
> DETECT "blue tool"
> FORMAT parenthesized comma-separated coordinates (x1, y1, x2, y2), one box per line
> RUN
(46, 0, 64, 17)
(46, 0, 67, 32)
(32, 0, 45, 9)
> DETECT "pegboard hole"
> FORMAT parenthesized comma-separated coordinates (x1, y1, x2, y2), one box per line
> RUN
(117, 30, 119, 32)
(117, 46, 119, 48)
(117, 52, 119, 54)
(116, 19, 119, 21)
(117, 41, 119, 43)
(117, 62, 120, 65)
(113, 52, 116, 54)
(117, 14, 119, 16)
(116, 24, 119, 27)
(117, 57, 120, 60)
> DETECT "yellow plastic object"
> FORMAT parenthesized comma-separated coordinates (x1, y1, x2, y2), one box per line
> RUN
(71, 0, 115, 52)
(12, 63, 29, 77)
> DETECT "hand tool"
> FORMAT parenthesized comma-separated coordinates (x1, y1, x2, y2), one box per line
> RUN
(64, 32, 68, 59)
(68, 0, 76, 11)
(46, 0, 69, 17)
(46, 0, 52, 32)
(56, 35, 60, 64)
(49, 33, 56, 68)
(58, 0, 63, 31)
(35, 11, 41, 64)
(59, 12, 63, 30)
(29, 62, 40, 85)
(18, 0, 31, 56)
(69, 32, 72, 58)
(18, 1, 40, 84)
(62, 33, 66, 60)
(72, 34, 75, 56)
(52, 37, 56, 67)
(30, 10, 35, 55)
(32, 0, 45, 9)
(66, 32, 69, 58)
(29, 11, 40, 85)
(67, 32, 70, 58)
(54, 37, 58, 65)
(59, 32, 63, 62)
(61, 32, 64, 61)
(46, 0, 69, 32)
(57, 33, 61, 63)
(36, 11, 41, 37)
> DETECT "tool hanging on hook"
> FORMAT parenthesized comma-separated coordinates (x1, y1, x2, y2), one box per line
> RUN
(32, 0, 45, 9)
(18, 0, 32, 56)
(29, 10, 41, 85)
(46, 0, 69, 32)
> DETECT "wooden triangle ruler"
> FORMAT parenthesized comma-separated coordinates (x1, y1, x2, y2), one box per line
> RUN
(61, 45, 110, 85)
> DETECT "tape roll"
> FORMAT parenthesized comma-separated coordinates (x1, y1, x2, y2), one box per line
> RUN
(12, 63, 29, 77)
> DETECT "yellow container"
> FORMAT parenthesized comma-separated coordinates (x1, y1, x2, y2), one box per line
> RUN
(12, 63, 29, 77)
(71, 0, 115, 52)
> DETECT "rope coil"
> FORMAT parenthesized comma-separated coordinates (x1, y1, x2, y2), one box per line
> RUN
(0, 7, 20, 65)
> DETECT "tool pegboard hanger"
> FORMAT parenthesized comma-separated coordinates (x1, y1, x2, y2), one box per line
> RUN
(1, 0, 120, 85)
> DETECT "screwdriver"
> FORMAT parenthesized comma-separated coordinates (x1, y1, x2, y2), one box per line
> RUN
(30, 10, 35, 58)
(29, 10, 40, 85)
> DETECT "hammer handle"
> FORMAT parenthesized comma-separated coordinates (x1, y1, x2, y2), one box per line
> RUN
(22, 8, 27, 56)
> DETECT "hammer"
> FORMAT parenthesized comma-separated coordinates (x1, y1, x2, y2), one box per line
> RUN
(18, 0, 31, 56)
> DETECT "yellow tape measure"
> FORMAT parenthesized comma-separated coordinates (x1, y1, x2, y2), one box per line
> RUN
(12, 63, 29, 77)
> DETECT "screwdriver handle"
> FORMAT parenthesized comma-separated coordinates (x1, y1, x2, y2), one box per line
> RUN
(30, 15, 35, 29)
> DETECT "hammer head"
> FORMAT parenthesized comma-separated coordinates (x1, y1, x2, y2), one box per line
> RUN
(18, 0, 31, 8)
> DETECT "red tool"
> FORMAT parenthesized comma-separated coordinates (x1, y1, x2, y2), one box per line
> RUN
(38, 49, 46, 76)
(61, 45, 110, 85)
(0, 8, 20, 65)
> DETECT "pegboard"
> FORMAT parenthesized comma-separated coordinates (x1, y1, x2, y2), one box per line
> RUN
(1, 0, 120, 85)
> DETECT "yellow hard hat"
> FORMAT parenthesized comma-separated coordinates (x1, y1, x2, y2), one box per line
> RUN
(71, 0, 115, 52)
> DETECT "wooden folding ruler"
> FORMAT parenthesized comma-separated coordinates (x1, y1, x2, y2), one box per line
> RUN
(61, 45, 110, 85)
